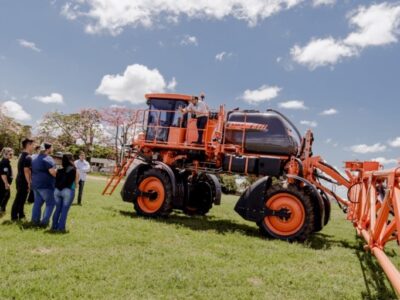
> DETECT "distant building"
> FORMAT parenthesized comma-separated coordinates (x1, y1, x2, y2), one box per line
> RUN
(90, 157, 116, 173)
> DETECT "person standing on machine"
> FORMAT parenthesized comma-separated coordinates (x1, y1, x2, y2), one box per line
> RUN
(180, 96, 209, 144)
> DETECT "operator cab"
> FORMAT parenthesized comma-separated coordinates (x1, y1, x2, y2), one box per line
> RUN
(145, 93, 191, 142)
(143, 93, 218, 147)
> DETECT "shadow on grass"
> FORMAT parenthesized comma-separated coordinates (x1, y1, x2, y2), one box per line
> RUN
(306, 233, 360, 251)
(119, 209, 398, 298)
(307, 232, 397, 299)
(2, 220, 71, 235)
(118, 209, 260, 237)
(1, 220, 38, 231)
(355, 238, 397, 300)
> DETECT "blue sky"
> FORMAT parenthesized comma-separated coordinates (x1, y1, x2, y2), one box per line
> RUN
(0, 0, 400, 169)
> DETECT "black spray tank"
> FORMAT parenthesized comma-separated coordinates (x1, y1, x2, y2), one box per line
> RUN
(224, 110, 299, 156)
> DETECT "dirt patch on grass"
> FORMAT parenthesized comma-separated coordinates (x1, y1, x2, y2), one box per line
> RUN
(31, 247, 54, 255)
(248, 277, 263, 286)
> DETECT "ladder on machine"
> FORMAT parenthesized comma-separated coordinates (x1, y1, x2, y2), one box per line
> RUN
(102, 154, 136, 195)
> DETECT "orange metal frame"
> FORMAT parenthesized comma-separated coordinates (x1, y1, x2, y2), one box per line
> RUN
(345, 164, 400, 293)
(298, 135, 400, 294)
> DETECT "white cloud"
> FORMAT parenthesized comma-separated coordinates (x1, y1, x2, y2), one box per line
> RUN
(96, 64, 175, 104)
(17, 39, 41, 52)
(371, 157, 398, 166)
(278, 100, 307, 110)
(180, 35, 198, 46)
(109, 104, 126, 109)
(291, 38, 355, 69)
(350, 143, 386, 154)
(344, 3, 400, 48)
(300, 120, 317, 127)
(312, 0, 336, 7)
(166, 77, 177, 91)
(241, 85, 281, 104)
(325, 138, 332, 144)
(292, 3, 400, 69)
(320, 108, 338, 115)
(215, 51, 233, 61)
(0, 101, 31, 121)
(33, 93, 64, 104)
(61, 0, 304, 35)
(389, 137, 400, 147)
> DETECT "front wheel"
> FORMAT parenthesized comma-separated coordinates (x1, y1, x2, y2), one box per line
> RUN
(258, 184, 314, 242)
(133, 168, 172, 217)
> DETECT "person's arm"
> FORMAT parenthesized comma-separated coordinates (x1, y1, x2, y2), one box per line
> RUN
(48, 168, 57, 177)
(24, 167, 31, 190)
(1, 175, 9, 190)
(45, 157, 57, 177)
(75, 170, 80, 186)
(180, 103, 193, 114)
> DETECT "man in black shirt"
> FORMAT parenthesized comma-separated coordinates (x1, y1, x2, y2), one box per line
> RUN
(0, 147, 14, 214)
(11, 139, 34, 220)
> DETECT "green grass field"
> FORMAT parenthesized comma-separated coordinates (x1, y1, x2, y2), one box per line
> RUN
(0, 178, 399, 299)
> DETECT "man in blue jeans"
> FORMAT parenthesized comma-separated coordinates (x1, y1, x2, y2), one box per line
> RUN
(31, 143, 57, 226)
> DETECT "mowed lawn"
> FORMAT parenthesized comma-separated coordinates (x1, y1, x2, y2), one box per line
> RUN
(1, 178, 399, 299)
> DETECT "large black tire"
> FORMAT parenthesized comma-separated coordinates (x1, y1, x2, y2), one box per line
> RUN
(183, 174, 214, 216)
(133, 168, 173, 217)
(258, 184, 315, 242)
(309, 188, 332, 233)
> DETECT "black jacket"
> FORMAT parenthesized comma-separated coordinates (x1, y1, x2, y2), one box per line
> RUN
(0, 158, 13, 189)
(55, 166, 76, 190)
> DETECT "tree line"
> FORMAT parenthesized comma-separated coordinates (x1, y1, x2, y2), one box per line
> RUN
(1, 106, 139, 163)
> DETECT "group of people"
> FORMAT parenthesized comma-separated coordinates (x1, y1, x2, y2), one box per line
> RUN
(0, 139, 91, 232)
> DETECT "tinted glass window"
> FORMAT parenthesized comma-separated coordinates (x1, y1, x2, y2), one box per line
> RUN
(146, 98, 188, 141)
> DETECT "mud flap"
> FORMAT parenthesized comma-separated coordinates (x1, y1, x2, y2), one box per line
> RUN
(286, 174, 326, 232)
(121, 162, 150, 203)
(205, 174, 222, 205)
(234, 176, 272, 222)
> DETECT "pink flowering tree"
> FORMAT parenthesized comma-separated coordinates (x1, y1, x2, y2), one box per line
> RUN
(101, 106, 138, 164)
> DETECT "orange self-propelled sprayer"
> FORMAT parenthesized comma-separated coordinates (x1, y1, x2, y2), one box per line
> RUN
(103, 93, 400, 294)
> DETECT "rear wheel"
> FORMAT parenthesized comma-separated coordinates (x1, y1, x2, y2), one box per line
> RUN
(134, 168, 172, 217)
(183, 174, 215, 216)
(258, 184, 314, 242)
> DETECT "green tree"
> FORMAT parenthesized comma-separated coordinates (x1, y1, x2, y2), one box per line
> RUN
(37, 109, 103, 156)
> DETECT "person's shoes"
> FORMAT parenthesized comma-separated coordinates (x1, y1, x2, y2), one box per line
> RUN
(78, 203, 82, 206)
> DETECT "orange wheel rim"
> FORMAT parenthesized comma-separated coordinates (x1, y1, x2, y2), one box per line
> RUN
(264, 193, 305, 236)
(137, 176, 165, 213)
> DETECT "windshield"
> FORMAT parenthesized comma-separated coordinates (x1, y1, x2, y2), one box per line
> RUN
(146, 98, 188, 141)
